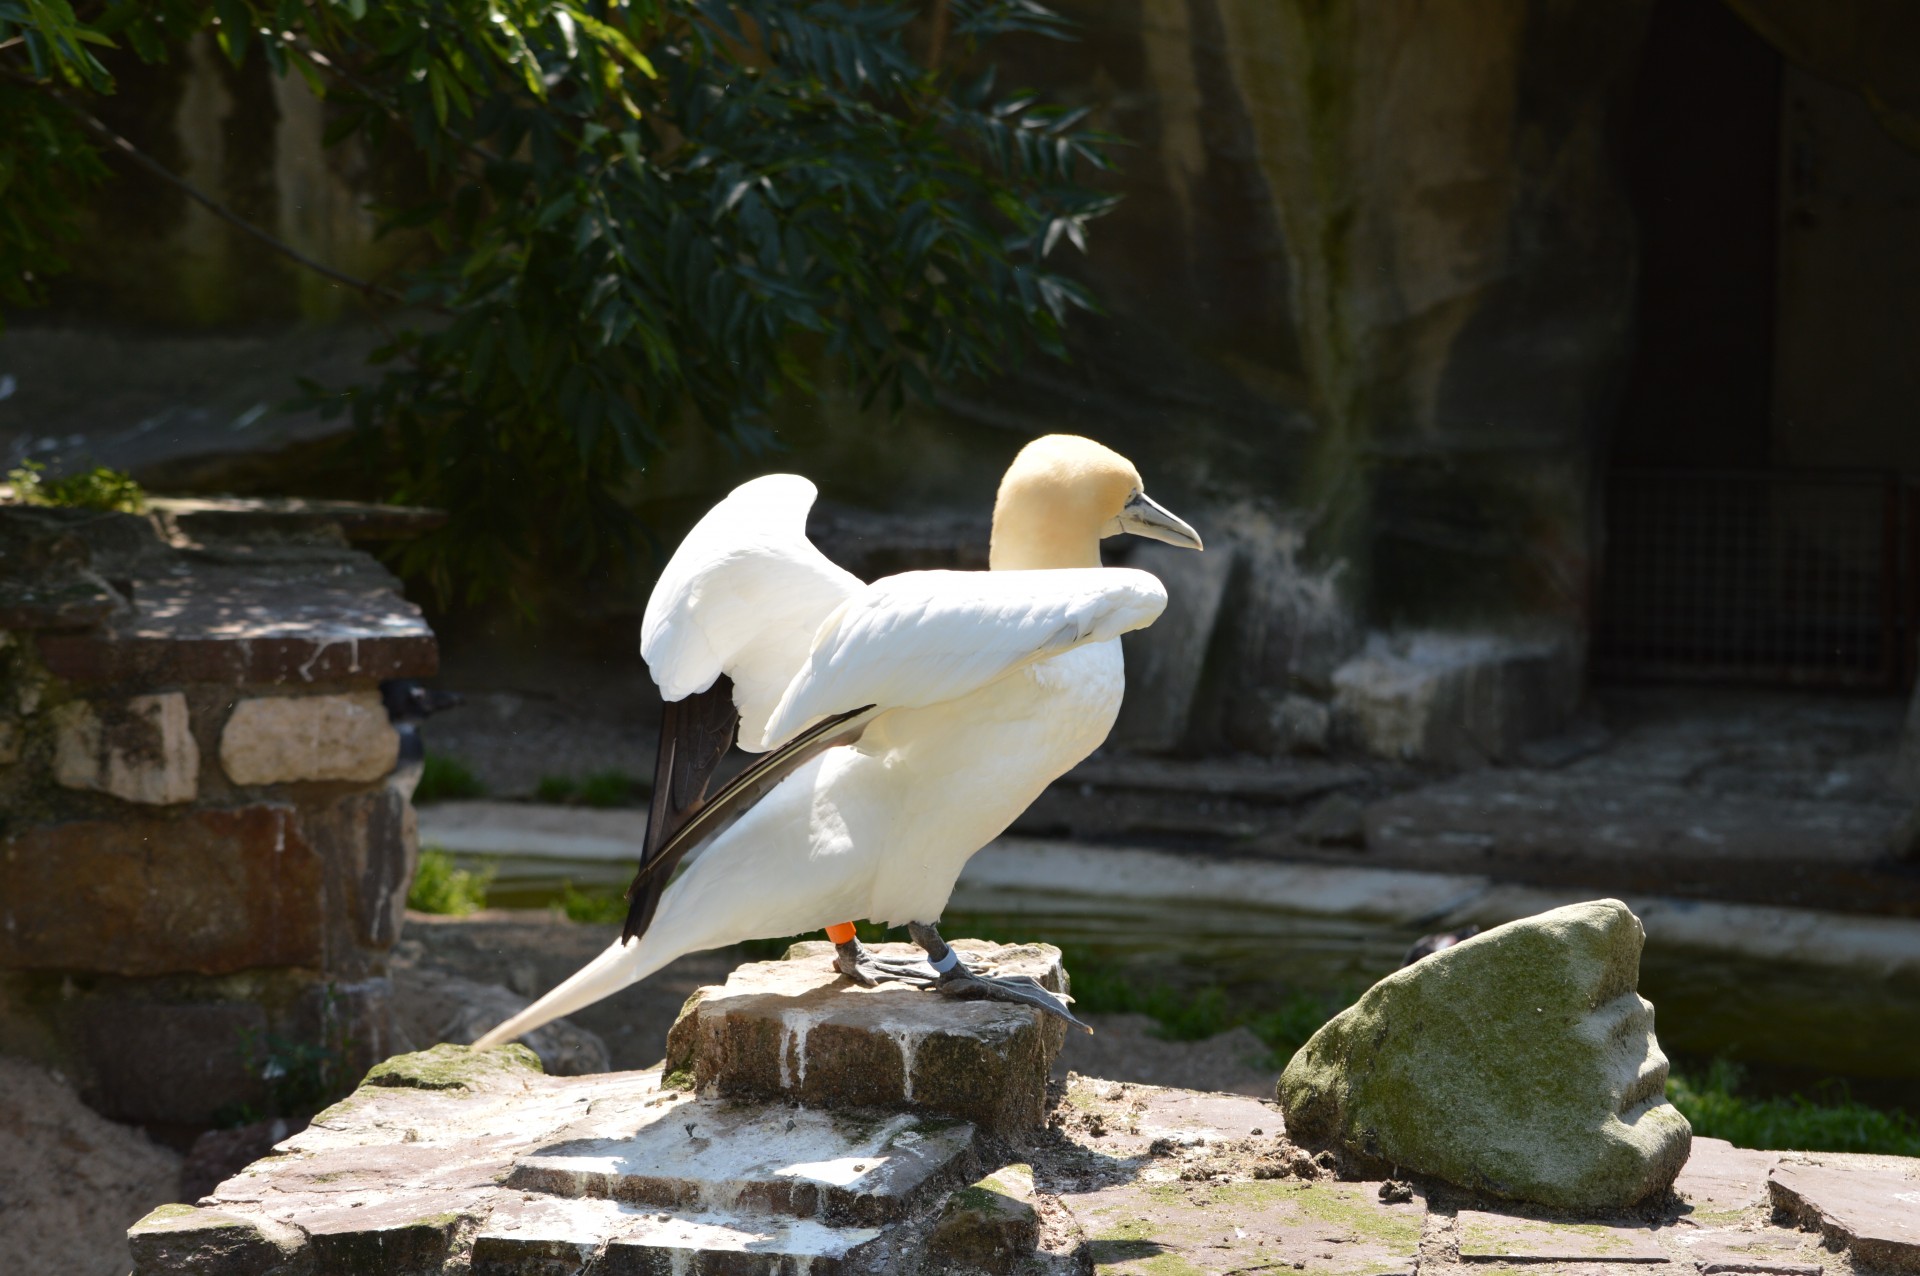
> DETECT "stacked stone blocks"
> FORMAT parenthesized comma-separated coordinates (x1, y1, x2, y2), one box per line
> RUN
(0, 497, 438, 1123)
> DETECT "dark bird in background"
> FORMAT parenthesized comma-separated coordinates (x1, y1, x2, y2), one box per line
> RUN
(380, 679, 464, 800)
(1402, 926, 1480, 967)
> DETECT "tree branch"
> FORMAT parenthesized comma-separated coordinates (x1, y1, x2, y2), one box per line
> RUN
(927, 0, 950, 68)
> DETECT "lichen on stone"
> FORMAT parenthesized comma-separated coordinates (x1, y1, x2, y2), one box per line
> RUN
(1278, 899, 1691, 1210)
(362, 1042, 542, 1091)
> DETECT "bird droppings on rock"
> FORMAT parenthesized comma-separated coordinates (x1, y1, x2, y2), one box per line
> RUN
(1279, 898, 1692, 1210)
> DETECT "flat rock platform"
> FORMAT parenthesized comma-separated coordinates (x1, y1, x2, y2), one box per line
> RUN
(129, 945, 1920, 1276)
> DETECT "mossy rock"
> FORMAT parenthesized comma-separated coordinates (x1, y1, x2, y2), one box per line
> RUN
(1278, 899, 1691, 1210)
(362, 1042, 543, 1091)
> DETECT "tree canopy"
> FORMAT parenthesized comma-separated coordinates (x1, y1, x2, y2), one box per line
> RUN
(0, 1, 1116, 600)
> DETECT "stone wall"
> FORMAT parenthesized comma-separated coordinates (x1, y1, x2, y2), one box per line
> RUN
(0, 497, 437, 1124)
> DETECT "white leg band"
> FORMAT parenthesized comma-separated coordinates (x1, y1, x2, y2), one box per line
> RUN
(929, 947, 962, 975)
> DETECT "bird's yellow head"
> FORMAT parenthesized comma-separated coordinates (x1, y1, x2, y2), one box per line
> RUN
(989, 434, 1203, 571)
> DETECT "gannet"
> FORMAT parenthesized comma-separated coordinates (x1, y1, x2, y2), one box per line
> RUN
(474, 435, 1202, 1047)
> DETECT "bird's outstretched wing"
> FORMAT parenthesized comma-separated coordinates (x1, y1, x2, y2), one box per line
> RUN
(762, 566, 1168, 753)
(623, 474, 862, 944)
(641, 474, 863, 752)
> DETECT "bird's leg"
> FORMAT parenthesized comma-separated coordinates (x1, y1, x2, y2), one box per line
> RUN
(906, 921, 1092, 1033)
(827, 922, 937, 988)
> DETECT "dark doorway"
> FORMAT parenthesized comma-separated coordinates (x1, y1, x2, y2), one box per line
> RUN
(1612, 0, 1781, 469)
(1598, 0, 1917, 690)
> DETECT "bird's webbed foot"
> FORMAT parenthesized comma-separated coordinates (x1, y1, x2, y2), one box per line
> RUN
(906, 922, 1093, 1034)
(832, 937, 937, 989)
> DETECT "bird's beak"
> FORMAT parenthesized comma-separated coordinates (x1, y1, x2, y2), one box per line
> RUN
(1106, 489, 1204, 551)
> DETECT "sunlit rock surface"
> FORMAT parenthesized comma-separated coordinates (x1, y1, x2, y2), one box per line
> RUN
(1279, 899, 1692, 1210)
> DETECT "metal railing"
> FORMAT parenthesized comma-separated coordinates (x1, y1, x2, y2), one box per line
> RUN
(1594, 469, 1917, 690)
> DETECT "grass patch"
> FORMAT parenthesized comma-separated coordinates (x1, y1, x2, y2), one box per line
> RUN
(533, 770, 644, 807)
(408, 847, 494, 915)
(414, 754, 486, 803)
(1668, 1059, 1920, 1156)
(577, 770, 642, 807)
(1067, 959, 1351, 1066)
(6, 460, 146, 512)
(560, 882, 629, 925)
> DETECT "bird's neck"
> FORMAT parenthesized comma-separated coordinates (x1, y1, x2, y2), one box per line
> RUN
(989, 506, 1102, 570)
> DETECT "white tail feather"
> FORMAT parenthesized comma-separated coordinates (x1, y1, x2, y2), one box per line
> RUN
(471, 932, 676, 1050)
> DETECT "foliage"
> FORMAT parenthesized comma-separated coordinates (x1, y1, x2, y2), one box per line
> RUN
(4, 459, 146, 511)
(214, 985, 358, 1125)
(1667, 1059, 1920, 1157)
(535, 774, 577, 804)
(407, 846, 494, 915)
(1, 0, 1119, 601)
(559, 880, 629, 924)
(414, 753, 487, 803)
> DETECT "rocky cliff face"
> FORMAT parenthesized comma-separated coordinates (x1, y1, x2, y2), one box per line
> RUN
(3, 2, 1665, 760)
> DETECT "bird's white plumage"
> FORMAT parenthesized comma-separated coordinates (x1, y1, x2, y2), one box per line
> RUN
(760, 567, 1166, 746)
(640, 474, 862, 751)
(474, 460, 1188, 1053)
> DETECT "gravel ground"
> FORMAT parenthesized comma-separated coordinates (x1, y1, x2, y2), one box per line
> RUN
(0, 1056, 182, 1276)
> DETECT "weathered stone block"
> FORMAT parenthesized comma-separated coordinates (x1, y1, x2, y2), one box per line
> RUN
(52, 691, 199, 804)
(922, 1163, 1039, 1275)
(0, 806, 323, 975)
(1331, 629, 1579, 767)
(220, 690, 400, 784)
(666, 940, 1067, 1135)
(1279, 899, 1692, 1210)
(129, 1204, 305, 1276)
(1113, 540, 1236, 751)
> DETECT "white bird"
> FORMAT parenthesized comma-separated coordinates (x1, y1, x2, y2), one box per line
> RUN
(474, 434, 1202, 1048)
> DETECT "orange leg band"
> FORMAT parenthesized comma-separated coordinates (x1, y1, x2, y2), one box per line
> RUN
(825, 922, 859, 945)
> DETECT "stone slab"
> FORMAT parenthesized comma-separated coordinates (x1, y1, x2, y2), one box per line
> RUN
(667, 939, 1068, 1135)
(1065, 1178, 1423, 1276)
(35, 569, 436, 686)
(1663, 1224, 1827, 1276)
(1456, 1210, 1670, 1263)
(509, 1102, 975, 1226)
(1060, 1073, 1281, 1158)
(1675, 1138, 1781, 1222)
(0, 805, 323, 975)
(1769, 1160, 1920, 1272)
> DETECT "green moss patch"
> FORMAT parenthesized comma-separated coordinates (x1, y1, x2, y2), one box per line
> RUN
(363, 1042, 542, 1091)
